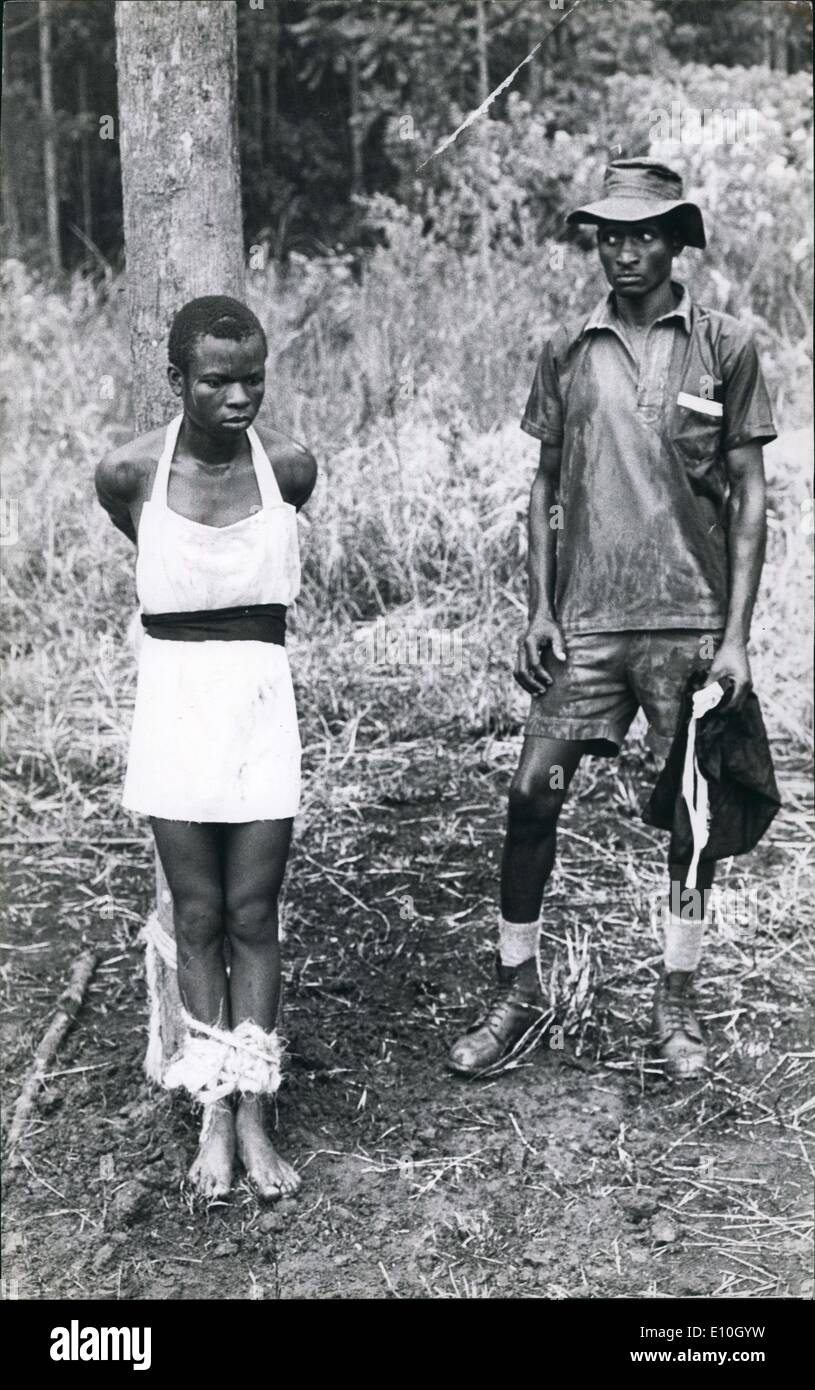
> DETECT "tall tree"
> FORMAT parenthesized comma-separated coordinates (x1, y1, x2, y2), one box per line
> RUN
(115, 0, 245, 1077)
(76, 61, 93, 260)
(266, 0, 280, 158)
(116, 0, 244, 426)
(38, 0, 61, 270)
(475, 0, 493, 305)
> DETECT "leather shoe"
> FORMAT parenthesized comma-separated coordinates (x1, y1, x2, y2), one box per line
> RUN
(652, 970, 707, 1078)
(447, 959, 544, 1075)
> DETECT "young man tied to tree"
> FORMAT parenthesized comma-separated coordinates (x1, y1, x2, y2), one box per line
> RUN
(448, 160, 777, 1080)
(96, 298, 316, 1199)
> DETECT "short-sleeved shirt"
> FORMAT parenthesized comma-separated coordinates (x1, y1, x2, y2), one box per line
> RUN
(520, 283, 777, 634)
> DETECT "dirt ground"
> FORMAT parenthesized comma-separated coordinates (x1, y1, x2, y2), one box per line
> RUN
(2, 737, 813, 1300)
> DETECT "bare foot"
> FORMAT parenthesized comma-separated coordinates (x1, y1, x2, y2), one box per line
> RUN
(235, 1095, 301, 1200)
(188, 1100, 235, 1199)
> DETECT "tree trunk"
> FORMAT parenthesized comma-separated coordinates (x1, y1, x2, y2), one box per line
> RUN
(1, 153, 22, 258)
(251, 64, 265, 163)
(0, 20, 22, 258)
(77, 63, 93, 260)
(116, 0, 245, 426)
(475, 0, 493, 312)
(763, 9, 774, 67)
(266, 0, 279, 162)
(777, 8, 791, 74)
(348, 49, 364, 197)
(475, 0, 489, 103)
(38, 0, 61, 272)
(115, 0, 245, 1082)
(527, 53, 543, 106)
(527, 10, 543, 105)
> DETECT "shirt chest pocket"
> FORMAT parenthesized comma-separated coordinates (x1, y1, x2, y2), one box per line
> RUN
(670, 390, 728, 508)
(670, 331, 724, 461)
(674, 390, 723, 448)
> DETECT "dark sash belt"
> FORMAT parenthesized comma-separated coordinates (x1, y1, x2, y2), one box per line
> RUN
(141, 603, 287, 644)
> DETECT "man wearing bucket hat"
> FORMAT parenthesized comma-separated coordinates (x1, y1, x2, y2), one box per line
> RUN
(448, 159, 776, 1080)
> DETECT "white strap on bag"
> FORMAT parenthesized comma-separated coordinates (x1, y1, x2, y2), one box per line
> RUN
(681, 681, 726, 890)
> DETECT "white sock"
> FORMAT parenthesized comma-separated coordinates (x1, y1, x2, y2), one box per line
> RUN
(498, 915, 540, 968)
(663, 916, 705, 974)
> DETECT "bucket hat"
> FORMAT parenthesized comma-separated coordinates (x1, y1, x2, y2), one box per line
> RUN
(567, 158, 706, 248)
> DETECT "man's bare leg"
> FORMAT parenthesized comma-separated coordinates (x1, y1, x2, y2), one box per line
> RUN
(501, 736, 585, 918)
(223, 819, 300, 1200)
(448, 737, 585, 1072)
(152, 819, 235, 1199)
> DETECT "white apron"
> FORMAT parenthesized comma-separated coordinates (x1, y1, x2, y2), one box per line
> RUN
(122, 414, 302, 822)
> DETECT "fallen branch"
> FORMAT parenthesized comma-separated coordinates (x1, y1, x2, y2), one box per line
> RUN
(6, 948, 98, 1166)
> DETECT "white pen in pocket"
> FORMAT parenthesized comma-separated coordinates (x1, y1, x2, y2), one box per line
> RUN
(677, 390, 723, 417)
